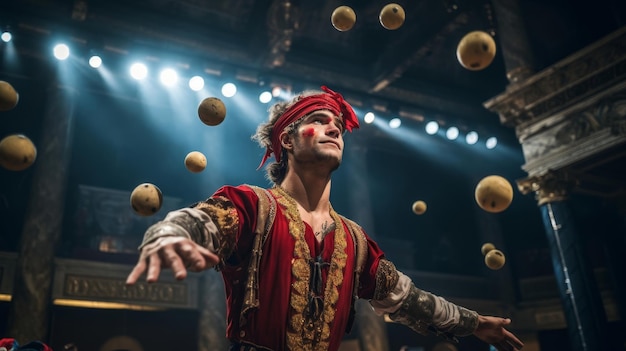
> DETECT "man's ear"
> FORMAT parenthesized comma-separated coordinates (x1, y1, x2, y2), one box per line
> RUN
(280, 131, 293, 150)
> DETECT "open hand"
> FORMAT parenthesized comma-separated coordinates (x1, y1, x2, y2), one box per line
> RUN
(125, 236, 219, 285)
(474, 315, 524, 351)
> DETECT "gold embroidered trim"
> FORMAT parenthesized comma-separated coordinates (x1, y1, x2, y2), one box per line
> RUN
(271, 187, 347, 351)
(195, 196, 239, 265)
(240, 185, 277, 326)
(373, 259, 399, 301)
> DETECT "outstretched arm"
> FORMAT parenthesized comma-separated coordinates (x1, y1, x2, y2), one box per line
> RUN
(126, 205, 235, 284)
(369, 265, 523, 350)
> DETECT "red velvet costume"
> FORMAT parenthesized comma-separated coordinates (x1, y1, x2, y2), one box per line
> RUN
(210, 185, 386, 351)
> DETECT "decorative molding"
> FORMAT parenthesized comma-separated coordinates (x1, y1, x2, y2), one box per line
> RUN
(53, 258, 200, 309)
(484, 26, 626, 127)
(62, 274, 188, 306)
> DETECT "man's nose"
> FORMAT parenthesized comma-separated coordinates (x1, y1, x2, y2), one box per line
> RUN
(326, 123, 341, 137)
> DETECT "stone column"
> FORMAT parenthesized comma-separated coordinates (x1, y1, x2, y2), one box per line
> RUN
(490, 0, 535, 83)
(519, 173, 609, 351)
(197, 270, 228, 351)
(355, 299, 388, 351)
(345, 138, 389, 351)
(598, 198, 626, 341)
(7, 83, 77, 343)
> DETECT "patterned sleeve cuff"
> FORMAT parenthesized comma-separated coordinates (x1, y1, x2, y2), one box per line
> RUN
(388, 282, 479, 338)
(138, 221, 190, 250)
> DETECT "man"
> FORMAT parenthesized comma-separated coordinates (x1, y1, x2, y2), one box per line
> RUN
(126, 86, 524, 351)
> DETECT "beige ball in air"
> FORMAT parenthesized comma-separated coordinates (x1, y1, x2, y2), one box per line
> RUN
(456, 30, 496, 71)
(184, 151, 207, 173)
(130, 183, 163, 216)
(331, 6, 356, 31)
(475, 175, 513, 213)
(198, 97, 226, 126)
(0, 81, 19, 111)
(485, 249, 506, 270)
(379, 3, 405, 30)
(481, 242, 496, 256)
(411, 200, 427, 215)
(0, 134, 37, 171)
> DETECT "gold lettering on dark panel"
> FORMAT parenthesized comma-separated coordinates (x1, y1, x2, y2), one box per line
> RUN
(64, 275, 188, 305)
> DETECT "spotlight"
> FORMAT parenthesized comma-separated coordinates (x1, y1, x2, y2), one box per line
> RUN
(446, 126, 459, 140)
(363, 112, 375, 124)
(1, 31, 11, 43)
(188, 76, 204, 91)
(389, 118, 401, 129)
(159, 68, 178, 87)
(259, 91, 272, 103)
(272, 86, 282, 97)
(466, 131, 478, 145)
(425, 121, 439, 135)
(221, 82, 237, 97)
(129, 62, 148, 80)
(486, 136, 498, 149)
(53, 43, 70, 60)
(88, 55, 102, 68)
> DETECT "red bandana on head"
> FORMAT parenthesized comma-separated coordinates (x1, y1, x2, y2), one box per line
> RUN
(257, 86, 359, 169)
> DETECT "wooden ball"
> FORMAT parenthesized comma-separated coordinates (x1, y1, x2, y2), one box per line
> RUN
(184, 151, 207, 173)
(485, 249, 506, 270)
(0, 134, 37, 171)
(379, 3, 405, 30)
(331, 6, 356, 31)
(0, 81, 19, 111)
(481, 242, 496, 256)
(456, 31, 496, 71)
(198, 97, 226, 126)
(475, 175, 513, 213)
(411, 200, 427, 215)
(130, 183, 163, 216)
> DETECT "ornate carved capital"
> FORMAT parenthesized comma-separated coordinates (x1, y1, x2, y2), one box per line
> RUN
(517, 171, 578, 206)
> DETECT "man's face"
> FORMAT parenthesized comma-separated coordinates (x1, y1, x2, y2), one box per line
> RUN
(287, 110, 345, 170)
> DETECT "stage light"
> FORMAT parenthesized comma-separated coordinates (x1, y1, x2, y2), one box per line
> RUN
(129, 62, 148, 80)
(1, 32, 11, 43)
(188, 76, 204, 91)
(221, 82, 237, 97)
(259, 91, 272, 103)
(425, 121, 439, 135)
(272, 86, 282, 97)
(363, 112, 375, 124)
(53, 43, 70, 60)
(389, 118, 401, 129)
(159, 68, 178, 87)
(486, 136, 498, 149)
(446, 126, 459, 140)
(88, 55, 102, 68)
(466, 131, 478, 145)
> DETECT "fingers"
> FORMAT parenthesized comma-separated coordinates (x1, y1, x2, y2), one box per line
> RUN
(146, 252, 164, 282)
(505, 330, 524, 349)
(171, 240, 219, 271)
(125, 260, 147, 285)
(159, 246, 191, 280)
(126, 238, 219, 284)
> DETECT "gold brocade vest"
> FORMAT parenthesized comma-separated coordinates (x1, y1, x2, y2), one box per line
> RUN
(241, 185, 368, 351)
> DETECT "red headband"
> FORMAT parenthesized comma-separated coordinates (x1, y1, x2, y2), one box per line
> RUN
(257, 86, 359, 169)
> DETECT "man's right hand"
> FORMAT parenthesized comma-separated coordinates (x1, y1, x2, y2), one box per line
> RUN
(125, 236, 220, 285)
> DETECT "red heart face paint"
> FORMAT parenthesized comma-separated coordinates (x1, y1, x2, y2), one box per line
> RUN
(302, 127, 315, 137)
